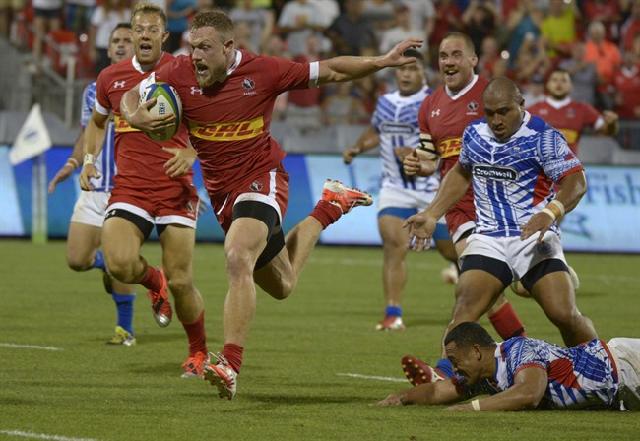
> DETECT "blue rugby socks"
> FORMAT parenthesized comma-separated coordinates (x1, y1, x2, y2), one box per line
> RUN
(93, 250, 106, 271)
(385, 305, 402, 317)
(112, 292, 135, 335)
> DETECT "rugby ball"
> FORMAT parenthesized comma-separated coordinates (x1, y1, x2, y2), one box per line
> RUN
(140, 82, 182, 141)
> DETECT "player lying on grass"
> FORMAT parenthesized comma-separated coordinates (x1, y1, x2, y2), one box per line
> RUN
(378, 322, 640, 411)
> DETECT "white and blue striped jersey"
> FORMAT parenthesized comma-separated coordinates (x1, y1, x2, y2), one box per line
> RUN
(458, 112, 582, 237)
(371, 87, 440, 193)
(82, 82, 116, 192)
(456, 338, 619, 410)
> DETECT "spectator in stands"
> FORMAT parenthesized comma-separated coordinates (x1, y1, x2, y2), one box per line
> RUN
(429, 0, 463, 55)
(32, 0, 63, 66)
(478, 35, 506, 79)
(64, 0, 95, 35)
(361, 0, 395, 34)
(262, 33, 289, 120)
(613, 51, 640, 120)
(326, 0, 376, 56)
(582, 0, 621, 41)
(166, 0, 197, 54)
(516, 32, 549, 106)
(322, 81, 368, 125)
(277, 0, 326, 56)
(402, 0, 435, 47)
(504, 0, 543, 68)
(378, 3, 419, 54)
(584, 20, 621, 108)
(0, 0, 24, 38)
(229, 0, 274, 53)
(621, 0, 640, 51)
(559, 42, 598, 106)
(310, 0, 339, 27)
(90, 0, 131, 73)
(541, 0, 579, 58)
(462, 0, 498, 53)
(286, 33, 324, 130)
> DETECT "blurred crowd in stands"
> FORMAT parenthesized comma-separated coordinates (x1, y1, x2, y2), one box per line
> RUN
(2, 0, 640, 132)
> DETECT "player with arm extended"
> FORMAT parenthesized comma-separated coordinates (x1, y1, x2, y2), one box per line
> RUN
(404, 78, 598, 370)
(378, 322, 640, 411)
(120, 9, 422, 400)
(48, 23, 138, 346)
(527, 68, 618, 156)
(80, 2, 209, 378)
(400, 33, 527, 383)
(343, 49, 457, 332)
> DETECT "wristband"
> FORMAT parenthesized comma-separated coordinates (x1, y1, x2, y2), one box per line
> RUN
(83, 153, 95, 165)
(471, 399, 481, 411)
(66, 157, 79, 169)
(549, 199, 565, 218)
(541, 208, 556, 221)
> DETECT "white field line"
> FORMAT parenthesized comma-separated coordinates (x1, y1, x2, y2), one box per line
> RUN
(0, 343, 63, 351)
(336, 372, 407, 383)
(0, 430, 97, 441)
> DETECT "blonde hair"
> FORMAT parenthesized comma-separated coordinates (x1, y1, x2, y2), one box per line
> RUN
(131, 2, 167, 28)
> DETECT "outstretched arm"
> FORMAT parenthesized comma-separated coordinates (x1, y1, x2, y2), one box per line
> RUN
(448, 367, 547, 411)
(377, 379, 464, 407)
(404, 163, 472, 251)
(316, 38, 422, 85)
(343, 126, 379, 164)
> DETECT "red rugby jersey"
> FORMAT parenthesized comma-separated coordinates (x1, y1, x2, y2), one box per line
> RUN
(527, 97, 602, 155)
(153, 49, 315, 196)
(95, 53, 192, 191)
(417, 75, 488, 176)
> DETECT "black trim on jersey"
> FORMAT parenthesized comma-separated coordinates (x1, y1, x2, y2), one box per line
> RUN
(521, 259, 568, 292)
(460, 254, 513, 288)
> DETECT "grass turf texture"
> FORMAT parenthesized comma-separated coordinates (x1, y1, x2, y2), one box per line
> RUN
(1, 239, 639, 440)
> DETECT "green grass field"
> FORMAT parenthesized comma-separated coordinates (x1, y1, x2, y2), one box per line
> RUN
(1, 239, 639, 441)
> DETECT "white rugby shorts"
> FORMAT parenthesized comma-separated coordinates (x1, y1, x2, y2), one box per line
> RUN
(608, 338, 640, 410)
(461, 231, 567, 280)
(378, 186, 446, 224)
(70, 191, 110, 227)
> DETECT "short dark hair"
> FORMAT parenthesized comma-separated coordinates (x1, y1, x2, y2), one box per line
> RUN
(191, 10, 234, 40)
(109, 22, 131, 41)
(403, 48, 424, 61)
(444, 322, 496, 349)
(131, 2, 167, 28)
(441, 32, 476, 55)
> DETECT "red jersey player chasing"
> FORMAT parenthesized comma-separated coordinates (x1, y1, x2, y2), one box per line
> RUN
(527, 69, 618, 156)
(80, 3, 210, 378)
(401, 33, 526, 384)
(121, 10, 421, 400)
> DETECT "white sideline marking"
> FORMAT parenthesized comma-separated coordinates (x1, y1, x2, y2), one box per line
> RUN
(0, 343, 63, 351)
(0, 430, 97, 441)
(337, 373, 407, 383)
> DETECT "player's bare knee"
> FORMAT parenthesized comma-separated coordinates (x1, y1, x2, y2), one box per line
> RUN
(66, 255, 92, 272)
(167, 275, 193, 297)
(104, 253, 135, 283)
(545, 307, 581, 330)
(225, 246, 255, 279)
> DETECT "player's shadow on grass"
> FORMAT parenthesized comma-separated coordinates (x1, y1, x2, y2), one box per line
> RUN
(126, 361, 183, 375)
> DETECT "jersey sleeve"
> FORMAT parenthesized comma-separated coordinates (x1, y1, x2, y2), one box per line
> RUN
(580, 102, 604, 130)
(505, 338, 549, 378)
(417, 97, 437, 158)
(370, 99, 384, 132)
(80, 83, 96, 128)
(458, 126, 474, 171)
(94, 71, 111, 116)
(539, 129, 584, 183)
(270, 56, 315, 94)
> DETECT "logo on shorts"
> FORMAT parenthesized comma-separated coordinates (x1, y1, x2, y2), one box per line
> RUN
(250, 180, 263, 192)
(472, 164, 518, 181)
(242, 78, 256, 95)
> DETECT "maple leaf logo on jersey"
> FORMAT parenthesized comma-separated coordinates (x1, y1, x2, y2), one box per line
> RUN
(242, 77, 256, 96)
(467, 101, 479, 115)
(249, 180, 263, 192)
